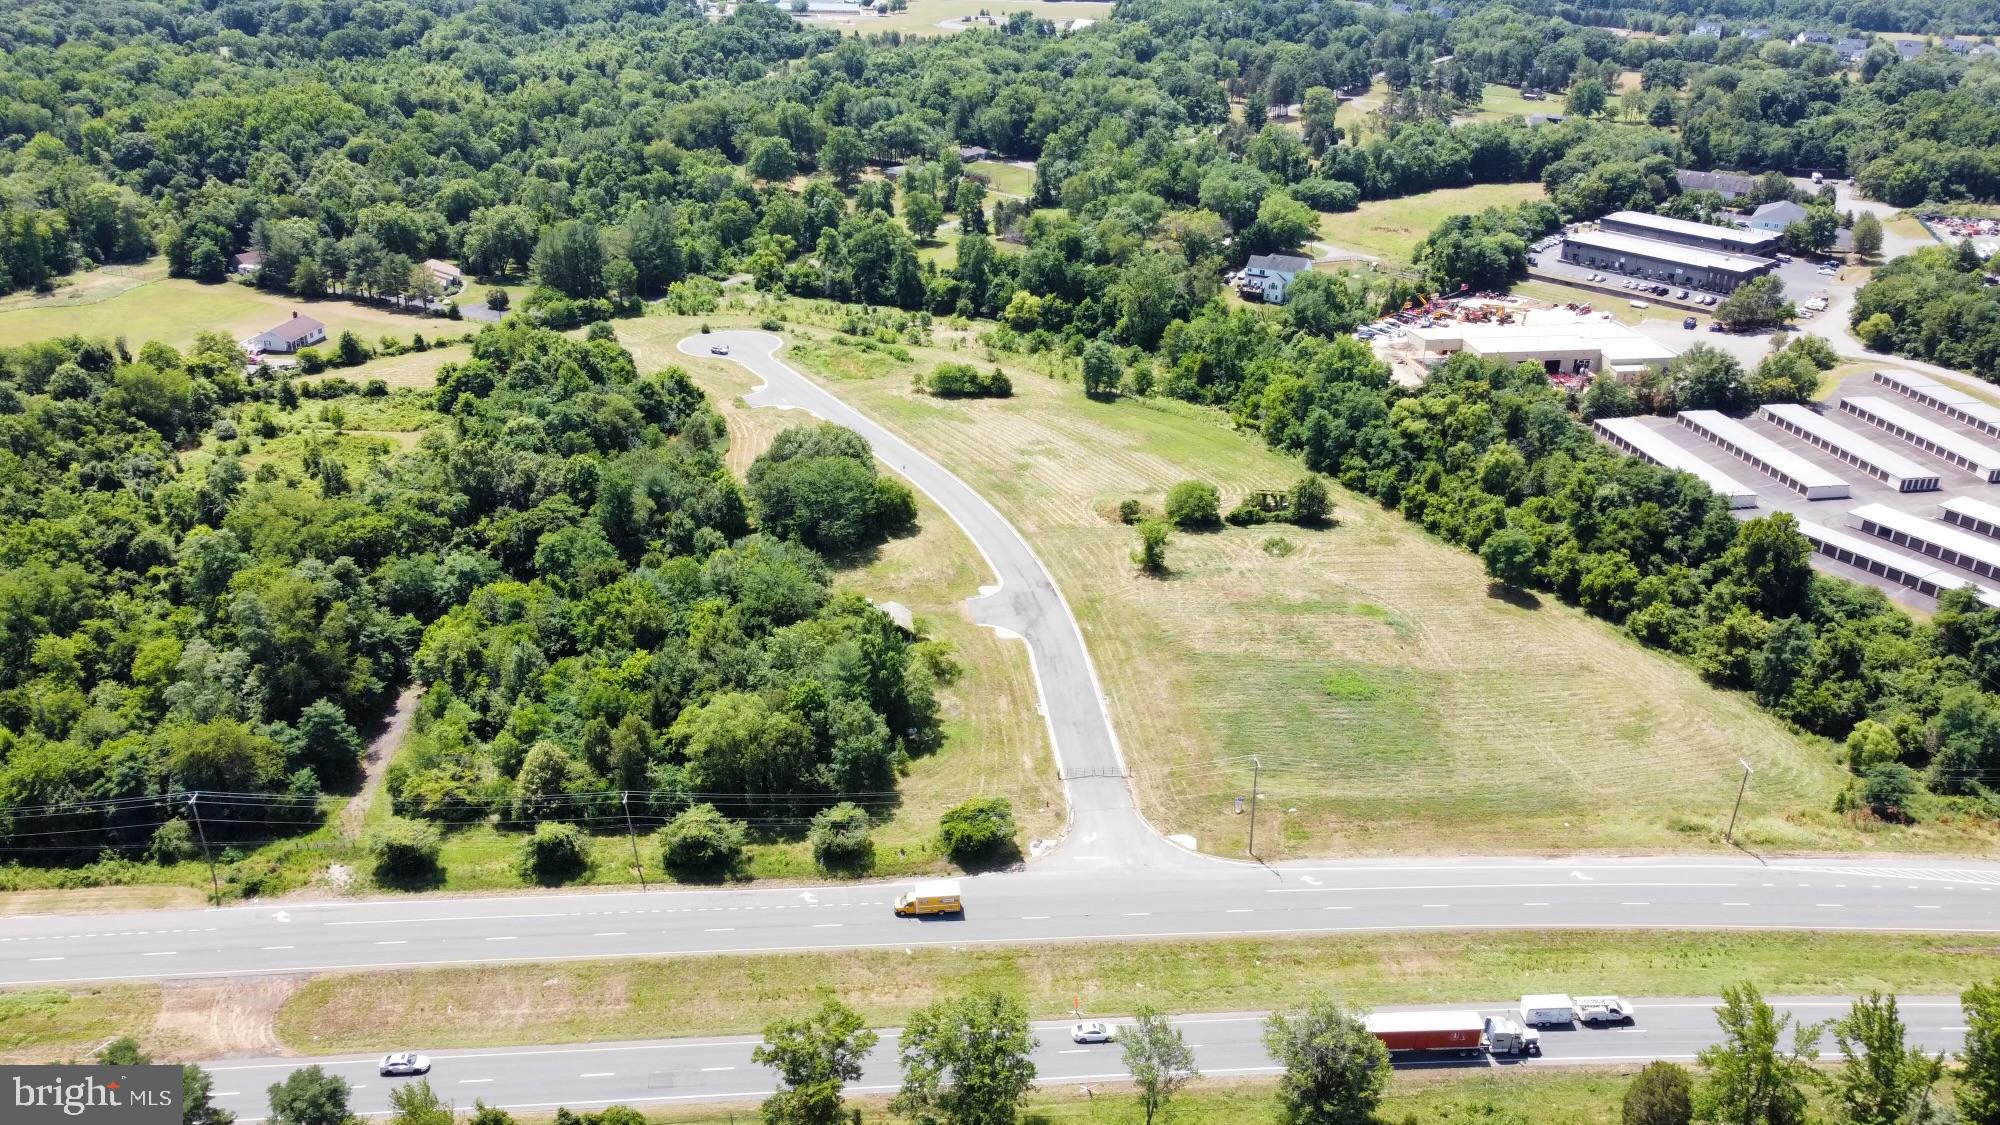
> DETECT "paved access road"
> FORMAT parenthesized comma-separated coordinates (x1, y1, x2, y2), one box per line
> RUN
(679, 330, 1185, 871)
(204, 996, 1971, 1122)
(5, 858, 1998, 987)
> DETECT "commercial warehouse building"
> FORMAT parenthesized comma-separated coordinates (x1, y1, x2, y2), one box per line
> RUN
(1759, 404, 1940, 492)
(1847, 503, 2000, 584)
(1598, 210, 1781, 256)
(1560, 229, 1777, 293)
(1407, 319, 1677, 378)
(1800, 520, 2000, 607)
(1592, 417, 1758, 508)
(1836, 395, 2000, 483)
(1675, 410, 1849, 499)
(1870, 370, 2000, 439)
(1941, 496, 2000, 541)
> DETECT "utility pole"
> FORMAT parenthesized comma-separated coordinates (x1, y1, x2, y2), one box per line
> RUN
(1247, 756, 1262, 858)
(622, 792, 647, 890)
(187, 792, 221, 907)
(1725, 758, 1754, 844)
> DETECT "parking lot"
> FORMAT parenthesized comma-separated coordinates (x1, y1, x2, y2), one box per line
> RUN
(1528, 230, 1845, 315)
(1604, 369, 2000, 611)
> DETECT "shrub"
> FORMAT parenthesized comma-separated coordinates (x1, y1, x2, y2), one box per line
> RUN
(149, 818, 198, 863)
(1225, 500, 1272, 526)
(922, 361, 1012, 398)
(1163, 480, 1220, 529)
(295, 347, 326, 374)
(938, 797, 1016, 865)
(1117, 499, 1142, 524)
(1861, 762, 1919, 821)
(1133, 518, 1170, 574)
(363, 378, 389, 397)
(368, 818, 444, 885)
(1289, 475, 1331, 525)
(1622, 1060, 1693, 1125)
(808, 802, 875, 873)
(515, 821, 592, 885)
(658, 804, 746, 878)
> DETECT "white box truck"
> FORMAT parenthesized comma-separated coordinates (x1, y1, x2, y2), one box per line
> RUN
(1520, 993, 1576, 1027)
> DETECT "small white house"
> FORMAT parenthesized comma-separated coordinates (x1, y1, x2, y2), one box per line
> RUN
(249, 312, 327, 354)
(232, 250, 264, 275)
(422, 258, 463, 291)
(1238, 253, 1314, 304)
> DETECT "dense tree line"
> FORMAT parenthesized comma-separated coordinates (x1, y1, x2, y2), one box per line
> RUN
(0, 324, 935, 869)
(1851, 241, 2000, 381)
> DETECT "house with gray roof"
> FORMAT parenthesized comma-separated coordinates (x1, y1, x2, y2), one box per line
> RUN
(1676, 169, 1759, 200)
(1238, 254, 1314, 304)
(1745, 200, 1809, 233)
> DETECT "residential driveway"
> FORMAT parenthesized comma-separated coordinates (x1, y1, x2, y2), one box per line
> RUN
(678, 331, 1206, 871)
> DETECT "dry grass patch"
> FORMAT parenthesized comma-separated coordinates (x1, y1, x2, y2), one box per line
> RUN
(0, 885, 208, 915)
(0, 986, 163, 1062)
(275, 929, 2000, 1053)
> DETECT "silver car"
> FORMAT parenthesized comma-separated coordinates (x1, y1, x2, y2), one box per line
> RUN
(1070, 1021, 1116, 1044)
(379, 1052, 432, 1077)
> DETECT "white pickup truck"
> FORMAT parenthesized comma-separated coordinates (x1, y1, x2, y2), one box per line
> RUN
(1575, 995, 1637, 1025)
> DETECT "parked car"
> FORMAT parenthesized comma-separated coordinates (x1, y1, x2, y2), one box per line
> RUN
(379, 1053, 431, 1077)
(1675, 289, 1689, 300)
(1683, 316, 1698, 329)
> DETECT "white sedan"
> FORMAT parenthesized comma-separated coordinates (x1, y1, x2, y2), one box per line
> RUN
(709, 343, 731, 355)
(379, 1052, 432, 1077)
(1070, 1021, 1116, 1044)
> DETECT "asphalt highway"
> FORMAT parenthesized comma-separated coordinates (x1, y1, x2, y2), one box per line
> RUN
(202, 996, 1973, 1121)
(5, 857, 1998, 987)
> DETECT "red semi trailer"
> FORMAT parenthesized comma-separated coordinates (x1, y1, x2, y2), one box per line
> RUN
(1364, 1011, 1485, 1056)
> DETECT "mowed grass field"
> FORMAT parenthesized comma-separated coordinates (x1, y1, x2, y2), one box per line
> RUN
(1321, 182, 1552, 263)
(0, 258, 441, 352)
(798, 0, 1111, 37)
(273, 928, 2000, 1051)
(616, 312, 2000, 857)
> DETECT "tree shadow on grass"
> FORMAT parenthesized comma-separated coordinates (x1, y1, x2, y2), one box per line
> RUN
(1484, 582, 1542, 610)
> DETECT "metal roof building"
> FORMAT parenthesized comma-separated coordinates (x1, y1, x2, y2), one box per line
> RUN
(1409, 319, 1677, 377)
(1940, 497, 2000, 541)
(1759, 404, 1939, 492)
(1598, 210, 1781, 255)
(1846, 503, 2000, 583)
(1870, 369, 2000, 439)
(1593, 417, 1757, 508)
(1675, 410, 1848, 499)
(1837, 395, 2000, 482)
(1799, 520, 2000, 607)
(1560, 229, 1777, 293)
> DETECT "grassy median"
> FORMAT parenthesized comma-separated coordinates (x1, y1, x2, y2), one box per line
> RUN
(0, 986, 162, 1062)
(275, 929, 2000, 1053)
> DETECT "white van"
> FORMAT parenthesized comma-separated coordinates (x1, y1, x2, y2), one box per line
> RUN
(1520, 993, 1577, 1027)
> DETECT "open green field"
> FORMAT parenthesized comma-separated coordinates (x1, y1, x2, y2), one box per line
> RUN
(0, 258, 444, 352)
(1463, 83, 1559, 122)
(274, 929, 2000, 1052)
(968, 159, 1037, 198)
(619, 311, 1972, 857)
(1321, 182, 1551, 263)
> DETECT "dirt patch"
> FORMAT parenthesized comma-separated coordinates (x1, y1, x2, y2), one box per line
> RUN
(151, 977, 299, 1060)
(340, 686, 421, 838)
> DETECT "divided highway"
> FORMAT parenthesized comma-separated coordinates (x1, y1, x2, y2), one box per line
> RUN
(202, 996, 1973, 1121)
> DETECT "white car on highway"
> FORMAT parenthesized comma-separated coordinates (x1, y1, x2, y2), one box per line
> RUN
(379, 1052, 432, 1077)
(1070, 1021, 1116, 1043)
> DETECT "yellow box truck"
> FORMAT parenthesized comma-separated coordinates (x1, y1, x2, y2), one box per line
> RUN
(893, 879, 963, 917)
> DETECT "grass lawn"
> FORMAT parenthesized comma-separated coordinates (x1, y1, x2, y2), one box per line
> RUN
(1323, 182, 1551, 264)
(274, 928, 2000, 1052)
(0, 258, 448, 353)
(1463, 83, 1558, 122)
(0, 986, 162, 1062)
(620, 311, 1956, 858)
(969, 160, 1037, 199)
